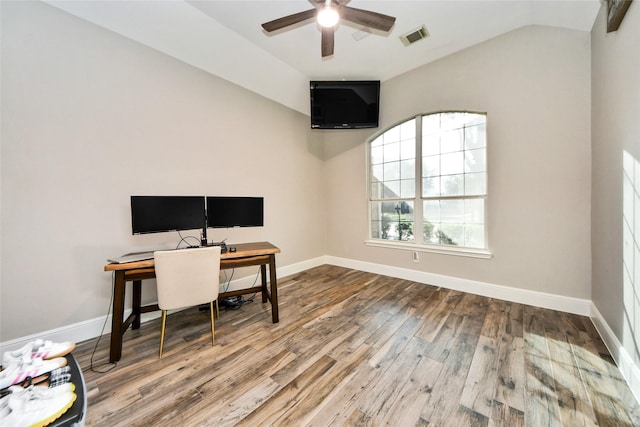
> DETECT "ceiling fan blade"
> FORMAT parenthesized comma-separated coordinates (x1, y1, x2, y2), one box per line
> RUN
(262, 9, 317, 32)
(341, 6, 396, 32)
(321, 27, 335, 57)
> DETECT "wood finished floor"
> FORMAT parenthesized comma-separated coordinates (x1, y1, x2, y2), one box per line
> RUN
(74, 265, 640, 426)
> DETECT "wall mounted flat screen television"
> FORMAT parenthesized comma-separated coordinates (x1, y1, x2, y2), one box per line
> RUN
(207, 196, 264, 228)
(310, 80, 380, 129)
(131, 196, 205, 234)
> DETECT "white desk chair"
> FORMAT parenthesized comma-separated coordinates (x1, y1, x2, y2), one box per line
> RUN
(154, 246, 221, 358)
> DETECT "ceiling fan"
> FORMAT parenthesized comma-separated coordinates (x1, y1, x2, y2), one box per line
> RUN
(261, 0, 396, 58)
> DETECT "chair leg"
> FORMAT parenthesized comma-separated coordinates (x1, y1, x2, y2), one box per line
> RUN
(215, 299, 220, 319)
(159, 310, 167, 359)
(210, 301, 215, 346)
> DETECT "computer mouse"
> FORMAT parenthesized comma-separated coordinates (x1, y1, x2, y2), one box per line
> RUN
(229, 247, 236, 252)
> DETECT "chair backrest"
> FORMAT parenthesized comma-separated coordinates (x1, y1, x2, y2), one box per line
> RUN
(154, 246, 221, 311)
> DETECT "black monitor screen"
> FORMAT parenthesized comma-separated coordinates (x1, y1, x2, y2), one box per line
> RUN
(310, 80, 380, 129)
(207, 196, 264, 228)
(131, 196, 205, 234)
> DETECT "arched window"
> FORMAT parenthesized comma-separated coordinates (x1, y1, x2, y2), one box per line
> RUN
(368, 112, 488, 255)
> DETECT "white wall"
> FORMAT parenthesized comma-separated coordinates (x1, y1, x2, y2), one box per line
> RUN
(325, 25, 592, 301)
(0, 1, 326, 342)
(591, 0, 640, 391)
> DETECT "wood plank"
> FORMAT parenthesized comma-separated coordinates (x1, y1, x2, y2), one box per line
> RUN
(544, 310, 598, 426)
(379, 345, 444, 426)
(569, 328, 636, 427)
(523, 306, 562, 426)
(200, 378, 282, 426)
(414, 288, 463, 342)
(274, 344, 371, 425)
(459, 335, 500, 419)
(489, 400, 524, 427)
(234, 355, 336, 426)
(359, 333, 429, 419)
(492, 334, 526, 415)
(420, 315, 484, 424)
(491, 301, 526, 421)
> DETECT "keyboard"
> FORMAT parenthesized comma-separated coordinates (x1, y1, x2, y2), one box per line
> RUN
(107, 251, 155, 264)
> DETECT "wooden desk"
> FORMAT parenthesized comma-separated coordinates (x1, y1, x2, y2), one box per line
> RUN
(104, 241, 280, 362)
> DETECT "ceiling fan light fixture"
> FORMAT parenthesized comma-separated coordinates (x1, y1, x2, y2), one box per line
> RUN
(317, 6, 339, 28)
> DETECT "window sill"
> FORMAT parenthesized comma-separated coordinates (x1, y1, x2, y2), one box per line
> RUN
(364, 240, 493, 259)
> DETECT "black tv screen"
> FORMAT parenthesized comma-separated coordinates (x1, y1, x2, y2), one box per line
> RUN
(207, 196, 264, 228)
(131, 196, 205, 234)
(310, 80, 380, 129)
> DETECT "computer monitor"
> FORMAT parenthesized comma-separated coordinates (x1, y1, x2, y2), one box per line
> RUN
(206, 196, 264, 228)
(131, 196, 205, 234)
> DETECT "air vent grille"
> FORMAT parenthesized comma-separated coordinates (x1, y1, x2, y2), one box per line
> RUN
(400, 26, 429, 46)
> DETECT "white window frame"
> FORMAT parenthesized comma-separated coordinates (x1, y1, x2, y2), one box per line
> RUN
(365, 112, 492, 259)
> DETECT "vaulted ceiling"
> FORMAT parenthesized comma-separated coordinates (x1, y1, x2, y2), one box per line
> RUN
(46, 0, 601, 114)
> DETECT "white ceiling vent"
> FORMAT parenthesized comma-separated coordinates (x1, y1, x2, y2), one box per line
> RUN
(400, 26, 429, 46)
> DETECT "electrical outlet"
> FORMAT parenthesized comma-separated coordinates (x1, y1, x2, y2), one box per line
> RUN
(412, 251, 420, 263)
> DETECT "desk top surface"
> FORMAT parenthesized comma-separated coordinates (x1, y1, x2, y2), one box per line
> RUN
(104, 241, 279, 272)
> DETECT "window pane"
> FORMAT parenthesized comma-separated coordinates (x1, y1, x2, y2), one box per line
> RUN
(464, 224, 485, 248)
(384, 125, 401, 143)
(464, 172, 486, 195)
(394, 201, 414, 241)
(384, 180, 400, 198)
(422, 114, 440, 135)
(400, 118, 416, 140)
(371, 220, 383, 239)
(371, 202, 382, 221)
(441, 112, 468, 131)
(400, 179, 415, 198)
(400, 139, 415, 160)
(440, 199, 464, 223)
(370, 182, 383, 199)
(441, 174, 464, 196)
(384, 142, 400, 162)
(465, 113, 485, 127)
(371, 164, 383, 182)
(423, 155, 440, 177)
(424, 223, 439, 244)
(465, 148, 485, 173)
(441, 151, 464, 175)
(371, 146, 383, 165)
(424, 200, 441, 223)
(422, 134, 440, 156)
(384, 161, 400, 181)
(423, 198, 486, 248)
(441, 129, 463, 153)
(401, 159, 415, 180)
(423, 200, 439, 243)
(423, 177, 440, 197)
(440, 223, 463, 245)
(371, 201, 414, 241)
(465, 123, 486, 149)
(464, 199, 484, 224)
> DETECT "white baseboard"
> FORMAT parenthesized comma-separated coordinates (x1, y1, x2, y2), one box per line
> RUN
(2, 255, 638, 407)
(590, 303, 640, 404)
(325, 256, 592, 315)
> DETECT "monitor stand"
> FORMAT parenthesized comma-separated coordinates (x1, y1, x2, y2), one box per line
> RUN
(207, 240, 227, 253)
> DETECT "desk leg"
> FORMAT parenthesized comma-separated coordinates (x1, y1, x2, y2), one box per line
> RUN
(132, 280, 142, 329)
(110, 271, 126, 363)
(260, 264, 268, 303)
(269, 254, 279, 323)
